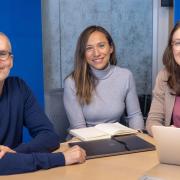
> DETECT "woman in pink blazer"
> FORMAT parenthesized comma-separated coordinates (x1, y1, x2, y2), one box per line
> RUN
(146, 21, 180, 136)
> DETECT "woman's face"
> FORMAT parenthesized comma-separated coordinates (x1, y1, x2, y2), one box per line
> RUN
(85, 31, 113, 70)
(172, 28, 180, 66)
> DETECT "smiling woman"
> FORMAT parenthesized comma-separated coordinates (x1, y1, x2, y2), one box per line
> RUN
(85, 31, 113, 70)
(172, 28, 180, 65)
(63, 25, 144, 131)
(146, 21, 180, 136)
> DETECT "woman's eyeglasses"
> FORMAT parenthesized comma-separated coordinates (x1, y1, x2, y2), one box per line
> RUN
(172, 40, 180, 51)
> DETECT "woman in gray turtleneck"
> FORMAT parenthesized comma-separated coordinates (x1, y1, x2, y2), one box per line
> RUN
(63, 25, 144, 130)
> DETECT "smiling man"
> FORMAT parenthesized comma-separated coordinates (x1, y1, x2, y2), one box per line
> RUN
(0, 32, 86, 175)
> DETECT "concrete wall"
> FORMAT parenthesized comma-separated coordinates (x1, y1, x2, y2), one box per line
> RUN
(42, 0, 153, 96)
(152, 0, 174, 87)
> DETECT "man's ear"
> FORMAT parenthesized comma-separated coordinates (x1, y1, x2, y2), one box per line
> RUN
(9, 55, 13, 69)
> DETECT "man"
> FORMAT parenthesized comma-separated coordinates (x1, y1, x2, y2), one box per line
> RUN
(0, 32, 86, 175)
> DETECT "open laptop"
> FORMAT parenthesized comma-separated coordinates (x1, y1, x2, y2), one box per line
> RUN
(152, 126, 180, 165)
(69, 135, 155, 159)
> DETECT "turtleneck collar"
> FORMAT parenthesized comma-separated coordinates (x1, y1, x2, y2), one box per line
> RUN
(90, 63, 115, 80)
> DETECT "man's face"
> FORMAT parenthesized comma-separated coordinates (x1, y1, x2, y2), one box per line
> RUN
(0, 35, 13, 82)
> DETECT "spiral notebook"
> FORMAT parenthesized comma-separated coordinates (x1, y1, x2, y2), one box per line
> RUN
(68, 135, 155, 159)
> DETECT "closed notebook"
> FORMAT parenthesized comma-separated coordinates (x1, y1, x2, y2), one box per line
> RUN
(69, 135, 155, 159)
(69, 122, 138, 141)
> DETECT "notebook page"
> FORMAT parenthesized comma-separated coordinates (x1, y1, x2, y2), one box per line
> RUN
(95, 122, 137, 136)
(70, 127, 111, 141)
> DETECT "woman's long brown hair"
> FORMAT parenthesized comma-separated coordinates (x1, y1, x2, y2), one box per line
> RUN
(70, 25, 117, 104)
(163, 21, 180, 95)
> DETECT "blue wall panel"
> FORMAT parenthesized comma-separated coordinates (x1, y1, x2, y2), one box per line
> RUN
(0, 0, 44, 142)
(174, 0, 180, 23)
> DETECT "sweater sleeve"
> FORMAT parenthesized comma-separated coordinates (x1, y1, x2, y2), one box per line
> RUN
(0, 152, 65, 175)
(63, 77, 87, 129)
(14, 79, 60, 153)
(146, 70, 166, 136)
(125, 71, 144, 130)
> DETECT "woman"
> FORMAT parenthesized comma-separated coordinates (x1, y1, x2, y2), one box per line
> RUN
(63, 25, 144, 130)
(146, 21, 180, 136)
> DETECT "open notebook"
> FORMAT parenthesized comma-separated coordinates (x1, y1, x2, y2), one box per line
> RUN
(69, 122, 138, 141)
(69, 135, 155, 159)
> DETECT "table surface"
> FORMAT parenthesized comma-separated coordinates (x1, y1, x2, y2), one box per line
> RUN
(1, 133, 180, 180)
(141, 163, 180, 180)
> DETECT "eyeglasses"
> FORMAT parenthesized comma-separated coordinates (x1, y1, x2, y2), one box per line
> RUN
(0, 50, 12, 61)
(172, 40, 180, 51)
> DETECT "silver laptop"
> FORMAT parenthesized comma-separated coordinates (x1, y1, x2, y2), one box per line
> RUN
(152, 126, 180, 165)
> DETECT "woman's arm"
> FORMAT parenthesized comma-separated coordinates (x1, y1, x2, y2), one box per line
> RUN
(146, 70, 166, 136)
(63, 78, 87, 129)
(125, 71, 144, 130)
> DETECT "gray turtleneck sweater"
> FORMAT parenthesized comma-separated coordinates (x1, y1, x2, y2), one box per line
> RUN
(63, 65, 144, 130)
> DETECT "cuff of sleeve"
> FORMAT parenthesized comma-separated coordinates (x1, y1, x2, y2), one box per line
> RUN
(49, 152, 65, 167)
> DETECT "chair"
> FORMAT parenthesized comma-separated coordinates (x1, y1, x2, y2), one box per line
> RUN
(45, 88, 70, 142)
(138, 94, 152, 122)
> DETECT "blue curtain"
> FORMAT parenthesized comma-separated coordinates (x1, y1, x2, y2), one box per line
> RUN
(0, 0, 44, 142)
(174, 0, 180, 23)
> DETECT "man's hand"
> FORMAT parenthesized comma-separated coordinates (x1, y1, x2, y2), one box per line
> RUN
(0, 145, 16, 158)
(63, 145, 86, 165)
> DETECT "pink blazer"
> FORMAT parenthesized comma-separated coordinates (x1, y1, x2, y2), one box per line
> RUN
(146, 69, 175, 136)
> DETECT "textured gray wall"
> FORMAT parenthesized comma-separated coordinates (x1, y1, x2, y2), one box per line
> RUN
(42, 0, 153, 95)
(42, 0, 62, 90)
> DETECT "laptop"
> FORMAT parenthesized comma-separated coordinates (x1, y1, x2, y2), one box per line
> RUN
(69, 135, 155, 159)
(152, 126, 180, 165)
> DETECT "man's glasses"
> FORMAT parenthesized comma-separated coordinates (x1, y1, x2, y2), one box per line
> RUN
(0, 50, 12, 61)
(172, 40, 180, 51)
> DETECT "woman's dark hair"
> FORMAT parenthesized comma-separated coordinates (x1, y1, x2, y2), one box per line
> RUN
(163, 21, 180, 95)
(70, 25, 117, 104)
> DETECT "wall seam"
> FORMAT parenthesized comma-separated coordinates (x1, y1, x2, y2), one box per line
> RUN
(59, 0, 63, 88)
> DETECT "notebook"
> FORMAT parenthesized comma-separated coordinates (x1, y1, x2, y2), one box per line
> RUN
(152, 126, 180, 165)
(69, 122, 138, 141)
(69, 135, 155, 159)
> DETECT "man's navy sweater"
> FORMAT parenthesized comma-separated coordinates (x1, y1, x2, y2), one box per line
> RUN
(0, 77, 65, 175)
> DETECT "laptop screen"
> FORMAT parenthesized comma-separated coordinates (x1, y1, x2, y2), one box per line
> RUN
(152, 126, 180, 165)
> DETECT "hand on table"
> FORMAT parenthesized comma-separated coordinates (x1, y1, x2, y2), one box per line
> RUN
(63, 145, 86, 165)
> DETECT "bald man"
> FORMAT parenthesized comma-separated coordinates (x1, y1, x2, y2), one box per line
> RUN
(0, 33, 86, 175)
